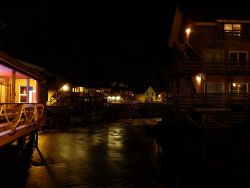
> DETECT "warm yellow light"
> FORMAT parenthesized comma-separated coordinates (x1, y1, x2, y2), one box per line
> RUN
(196, 75, 201, 83)
(158, 94, 161, 98)
(62, 84, 70, 92)
(232, 83, 236, 87)
(115, 96, 121, 100)
(186, 28, 191, 35)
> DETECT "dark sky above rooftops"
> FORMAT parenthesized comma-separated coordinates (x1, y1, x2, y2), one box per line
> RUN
(3, 1, 247, 88)
(0, 1, 176, 89)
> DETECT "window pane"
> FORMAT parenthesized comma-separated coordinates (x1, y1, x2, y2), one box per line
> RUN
(215, 52, 223, 62)
(239, 52, 247, 64)
(230, 52, 238, 65)
(20, 86, 27, 94)
(233, 24, 241, 30)
(231, 83, 247, 94)
(207, 82, 224, 93)
(203, 50, 223, 62)
(20, 95, 27, 103)
(224, 24, 232, 31)
(224, 23, 241, 39)
(203, 52, 213, 62)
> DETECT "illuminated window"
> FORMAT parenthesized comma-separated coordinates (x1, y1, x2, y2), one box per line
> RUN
(19, 86, 33, 103)
(224, 23, 241, 39)
(229, 51, 247, 65)
(230, 83, 248, 94)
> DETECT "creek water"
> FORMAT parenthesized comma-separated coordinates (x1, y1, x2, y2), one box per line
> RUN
(1, 118, 250, 188)
(0, 119, 164, 188)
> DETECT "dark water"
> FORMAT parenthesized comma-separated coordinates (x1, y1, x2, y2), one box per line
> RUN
(0, 119, 164, 188)
(1, 119, 250, 188)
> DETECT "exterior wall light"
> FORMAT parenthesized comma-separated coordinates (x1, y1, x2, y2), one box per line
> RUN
(62, 84, 70, 92)
(185, 27, 191, 41)
(196, 75, 201, 83)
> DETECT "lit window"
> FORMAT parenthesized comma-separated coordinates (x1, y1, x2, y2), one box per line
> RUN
(231, 83, 248, 94)
(19, 86, 33, 103)
(224, 23, 241, 39)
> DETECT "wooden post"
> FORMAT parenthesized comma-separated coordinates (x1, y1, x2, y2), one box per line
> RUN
(11, 70, 16, 103)
(27, 78, 30, 103)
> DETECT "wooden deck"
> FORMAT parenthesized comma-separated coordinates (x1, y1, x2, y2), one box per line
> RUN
(0, 103, 44, 147)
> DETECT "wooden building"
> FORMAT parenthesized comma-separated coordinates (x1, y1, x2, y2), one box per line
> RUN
(168, 6, 250, 112)
(0, 50, 46, 147)
(0, 50, 46, 104)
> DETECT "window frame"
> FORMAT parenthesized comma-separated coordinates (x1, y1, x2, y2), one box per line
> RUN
(230, 82, 248, 94)
(229, 51, 248, 65)
(19, 86, 34, 103)
(224, 23, 241, 39)
(203, 50, 224, 63)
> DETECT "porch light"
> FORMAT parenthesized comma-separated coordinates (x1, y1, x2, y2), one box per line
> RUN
(62, 84, 70, 92)
(232, 83, 236, 87)
(185, 28, 191, 35)
(196, 75, 201, 83)
(185, 27, 191, 41)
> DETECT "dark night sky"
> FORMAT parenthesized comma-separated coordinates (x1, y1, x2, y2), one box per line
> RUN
(0, 1, 176, 88)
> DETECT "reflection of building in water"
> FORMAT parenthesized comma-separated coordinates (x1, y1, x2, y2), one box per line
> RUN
(108, 126, 123, 149)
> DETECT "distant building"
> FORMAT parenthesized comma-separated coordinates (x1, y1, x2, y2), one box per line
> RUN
(134, 86, 165, 103)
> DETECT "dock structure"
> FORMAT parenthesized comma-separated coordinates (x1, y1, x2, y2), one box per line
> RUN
(0, 50, 47, 148)
(0, 103, 44, 147)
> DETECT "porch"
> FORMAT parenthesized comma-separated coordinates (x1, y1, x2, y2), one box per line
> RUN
(177, 93, 250, 111)
(0, 103, 44, 147)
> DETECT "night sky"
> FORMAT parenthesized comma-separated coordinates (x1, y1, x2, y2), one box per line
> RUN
(0, 1, 176, 89)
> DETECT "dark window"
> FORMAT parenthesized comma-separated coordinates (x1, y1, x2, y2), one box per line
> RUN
(239, 52, 247, 65)
(229, 52, 238, 65)
(203, 50, 223, 62)
(229, 51, 247, 65)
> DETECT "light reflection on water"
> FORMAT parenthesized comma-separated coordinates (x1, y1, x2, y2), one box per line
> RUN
(24, 120, 160, 188)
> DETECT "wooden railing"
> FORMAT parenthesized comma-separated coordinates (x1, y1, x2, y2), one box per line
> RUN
(0, 103, 44, 147)
(179, 60, 250, 74)
(177, 93, 250, 111)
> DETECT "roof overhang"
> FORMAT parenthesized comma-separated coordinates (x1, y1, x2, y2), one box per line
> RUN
(217, 19, 250, 23)
(194, 22, 217, 26)
(0, 51, 46, 81)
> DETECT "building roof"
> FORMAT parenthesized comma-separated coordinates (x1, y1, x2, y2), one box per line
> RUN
(0, 50, 46, 81)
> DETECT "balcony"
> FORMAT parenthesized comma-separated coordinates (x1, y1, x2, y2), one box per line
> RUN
(178, 60, 250, 74)
(178, 93, 250, 111)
